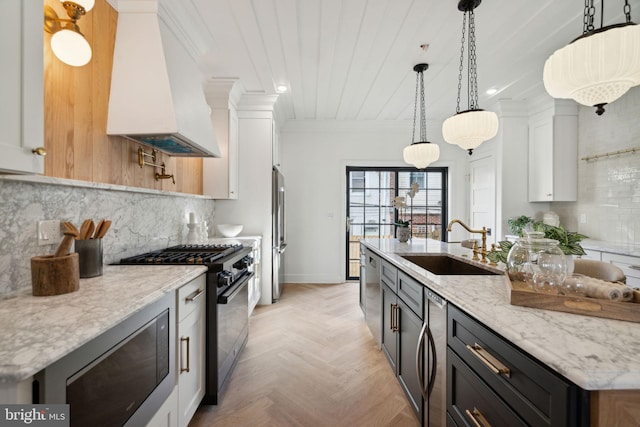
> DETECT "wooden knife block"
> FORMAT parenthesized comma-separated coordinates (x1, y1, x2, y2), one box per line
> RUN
(31, 253, 80, 296)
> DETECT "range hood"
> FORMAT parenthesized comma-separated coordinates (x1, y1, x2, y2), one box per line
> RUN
(107, 0, 220, 157)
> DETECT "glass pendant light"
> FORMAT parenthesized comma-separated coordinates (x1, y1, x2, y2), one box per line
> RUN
(442, 0, 498, 155)
(543, 0, 640, 115)
(403, 64, 440, 169)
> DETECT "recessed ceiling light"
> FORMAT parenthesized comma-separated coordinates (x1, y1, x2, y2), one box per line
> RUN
(276, 85, 288, 93)
(486, 88, 498, 95)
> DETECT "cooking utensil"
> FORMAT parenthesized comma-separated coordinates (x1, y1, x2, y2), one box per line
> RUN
(93, 219, 105, 239)
(86, 220, 95, 240)
(63, 221, 79, 236)
(79, 219, 91, 240)
(95, 220, 112, 239)
(55, 229, 78, 258)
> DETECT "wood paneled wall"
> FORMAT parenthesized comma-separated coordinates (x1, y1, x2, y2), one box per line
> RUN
(43, 0, 203, 195)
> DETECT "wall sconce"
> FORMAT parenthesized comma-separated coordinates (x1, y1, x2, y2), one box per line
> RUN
(44, 1, 94, 67)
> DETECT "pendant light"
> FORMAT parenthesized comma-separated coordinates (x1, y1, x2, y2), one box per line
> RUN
(403, 64, 440, 169)
(543, 0, 640, 115)
(442, 0, 498, 155)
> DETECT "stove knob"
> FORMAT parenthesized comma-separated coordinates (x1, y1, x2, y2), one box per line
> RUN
(233, 255, 253, 269)
(217, 271, 232, 287)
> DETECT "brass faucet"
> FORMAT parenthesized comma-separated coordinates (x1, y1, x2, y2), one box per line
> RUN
(447, 219, 488, 263)
(155, 162, 175, 184)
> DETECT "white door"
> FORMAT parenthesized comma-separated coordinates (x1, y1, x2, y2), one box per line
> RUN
(469, 155, 496, 246)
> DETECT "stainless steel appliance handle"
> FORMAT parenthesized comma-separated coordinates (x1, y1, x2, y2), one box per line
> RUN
(416, 321, 437, 400)
(416, 321, 428, 399)
(278, 243, 287, 254)
(217, 272, 254, 304)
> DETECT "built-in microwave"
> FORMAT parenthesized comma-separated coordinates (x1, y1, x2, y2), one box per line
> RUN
(34, 292, 176, 427)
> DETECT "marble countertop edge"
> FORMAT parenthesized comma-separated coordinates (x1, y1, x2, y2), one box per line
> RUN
(0, 265, 208, 383)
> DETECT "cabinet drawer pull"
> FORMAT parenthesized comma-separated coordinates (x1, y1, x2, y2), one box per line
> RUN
(629, 265, 640, 270)
(465, 407, 491, 427)
(185, 288, 205, 302)
(180, 336, 190, 373)
(466, 343, 511, 378)
(391, 303, 399, 332)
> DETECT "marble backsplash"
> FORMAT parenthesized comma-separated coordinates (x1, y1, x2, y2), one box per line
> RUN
(0, 176, 215, 294)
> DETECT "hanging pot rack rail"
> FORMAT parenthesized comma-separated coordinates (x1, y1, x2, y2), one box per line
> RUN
(581, 146, 640, 161)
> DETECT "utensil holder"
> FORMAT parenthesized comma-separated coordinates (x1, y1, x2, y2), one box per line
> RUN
(75, 239, 104, 278)
(31, 253, 80, 296)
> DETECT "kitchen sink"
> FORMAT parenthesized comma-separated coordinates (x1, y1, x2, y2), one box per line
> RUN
(400, 255, 500, 276)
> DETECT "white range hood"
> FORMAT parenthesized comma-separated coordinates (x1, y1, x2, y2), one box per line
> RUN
(107, 0, 220, 157)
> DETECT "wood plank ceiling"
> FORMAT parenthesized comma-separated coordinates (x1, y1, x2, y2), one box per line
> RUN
(157, 0, 629, 123)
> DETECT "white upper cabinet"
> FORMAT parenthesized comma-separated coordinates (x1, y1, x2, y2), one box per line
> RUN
(203, 80, 242, 199)
(0, 1, 44, 174)
(528, 99, 578, 202)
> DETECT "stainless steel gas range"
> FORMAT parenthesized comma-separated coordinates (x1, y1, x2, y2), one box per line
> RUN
(119, 243, 254, 405)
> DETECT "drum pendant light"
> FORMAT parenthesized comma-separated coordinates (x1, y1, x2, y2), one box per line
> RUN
(403, 64, 440, 169)
(442, 0, 498, 155)
(543, 0, 640, 115)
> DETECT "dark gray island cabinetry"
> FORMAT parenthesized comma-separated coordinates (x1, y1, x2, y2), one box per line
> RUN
(447, 304, 589, 426)
(360, 238, 640, 427)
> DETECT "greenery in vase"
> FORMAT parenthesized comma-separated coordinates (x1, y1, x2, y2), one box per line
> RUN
(532, 223, 588, 256)
(487, 240, 514, 265)
(489, 219, 588, 265)
(395, 219, 410, 228)
(507, 215, 534, 236)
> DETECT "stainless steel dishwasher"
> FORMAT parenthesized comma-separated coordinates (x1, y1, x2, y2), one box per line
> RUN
(417, 288, 447, 426)
(364, 248, 381, 348)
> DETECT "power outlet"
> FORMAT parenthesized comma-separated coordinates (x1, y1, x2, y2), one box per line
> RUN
(38, 220, 62, 246)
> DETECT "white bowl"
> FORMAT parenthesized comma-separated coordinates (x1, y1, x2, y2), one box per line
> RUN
(217, 224, 243, 238)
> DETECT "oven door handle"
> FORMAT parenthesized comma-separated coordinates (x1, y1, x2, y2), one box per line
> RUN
(217, 272, 254, 304)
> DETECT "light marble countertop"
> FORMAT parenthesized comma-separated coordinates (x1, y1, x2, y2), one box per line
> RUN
(362, 238, 640, 391)
(0, 265, 207, 383)
(581, 239, 640, 257)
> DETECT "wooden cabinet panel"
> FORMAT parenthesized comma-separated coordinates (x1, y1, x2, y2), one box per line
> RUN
(42, 0, 202, 194)
(0, 1, 44, 174)
(528, 100, 578, 202)
(448, 304, 585, 426)
(176, 275, 206, 427)
(448, 349, 526, 427)
(381, 283, 398, 373)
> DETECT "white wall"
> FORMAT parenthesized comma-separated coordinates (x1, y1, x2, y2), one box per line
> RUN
(279, 120, 468, 284)
(553, 86, 640, 245)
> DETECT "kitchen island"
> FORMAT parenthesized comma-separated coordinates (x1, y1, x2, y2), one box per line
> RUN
(362, 238, 640, 425)
(0, 264, 207, 403)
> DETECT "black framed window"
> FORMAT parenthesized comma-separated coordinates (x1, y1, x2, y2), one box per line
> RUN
(346, 166, 448, 280)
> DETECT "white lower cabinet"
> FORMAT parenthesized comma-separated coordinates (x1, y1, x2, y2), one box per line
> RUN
(601, 252, 640, 289)
(176, 275, 207, 427)
(146, 387, 179, 427)
(579, 249, 602, 261)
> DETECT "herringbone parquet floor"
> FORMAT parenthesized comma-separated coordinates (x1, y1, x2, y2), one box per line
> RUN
(190, 282, 419, 427)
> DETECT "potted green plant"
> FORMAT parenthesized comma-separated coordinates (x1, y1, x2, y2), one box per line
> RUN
(489, 220, 588, 268)
(507, 215, 534, 236)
